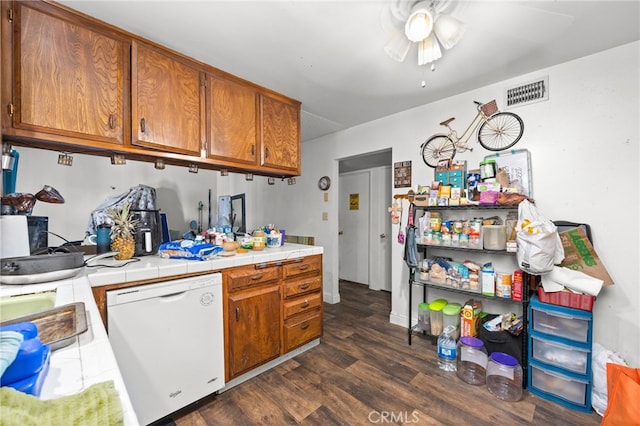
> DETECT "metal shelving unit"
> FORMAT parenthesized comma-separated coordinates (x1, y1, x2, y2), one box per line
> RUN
(407, 203, 531, 386)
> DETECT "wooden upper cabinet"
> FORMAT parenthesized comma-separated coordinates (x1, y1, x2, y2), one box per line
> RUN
(3, 1, 128, 146)
(261, 95, 301, 173)
(206, 75, 259, 165)
(132, 40, 204, 156)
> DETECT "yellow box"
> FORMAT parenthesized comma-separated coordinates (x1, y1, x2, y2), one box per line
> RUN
(461, 300, 482, 337)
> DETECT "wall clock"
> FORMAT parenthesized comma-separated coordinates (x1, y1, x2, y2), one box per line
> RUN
(318, 176, 331, 191)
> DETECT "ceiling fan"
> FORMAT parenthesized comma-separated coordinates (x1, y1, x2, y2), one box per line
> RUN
(382, 0, 466, 68)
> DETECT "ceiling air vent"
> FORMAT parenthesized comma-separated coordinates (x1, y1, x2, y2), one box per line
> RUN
(504, 76, 549, 108)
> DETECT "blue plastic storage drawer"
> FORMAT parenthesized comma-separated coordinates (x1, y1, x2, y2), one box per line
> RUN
(530, 332, 590, 375)
(529, 294, 592, 343)
(528, 361, 592, 412)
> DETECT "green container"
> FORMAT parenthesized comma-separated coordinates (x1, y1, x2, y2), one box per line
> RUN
(429, 299, 448, 335)
(443, 303, 462, 339)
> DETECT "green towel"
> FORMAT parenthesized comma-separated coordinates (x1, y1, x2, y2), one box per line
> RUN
(0, 380, 123, 426)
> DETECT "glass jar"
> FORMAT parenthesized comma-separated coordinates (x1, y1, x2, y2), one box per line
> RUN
(442, 303, 462, 340)
(456, 336, 488, 385)
(486, 352, 523, 402)
(429, 298, 447, 336)
(252, 230, 266, 250)
(418, 302, 430, 333)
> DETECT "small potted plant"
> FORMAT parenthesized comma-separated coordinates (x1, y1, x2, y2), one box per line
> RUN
(107, 203, 138, 260)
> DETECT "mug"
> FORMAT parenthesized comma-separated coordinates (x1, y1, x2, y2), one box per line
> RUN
(96, 226, 111, 254)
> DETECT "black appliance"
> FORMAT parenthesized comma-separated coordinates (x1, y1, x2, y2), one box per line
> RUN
(26, 216, 48, 254)
(131, 210, 161, 256)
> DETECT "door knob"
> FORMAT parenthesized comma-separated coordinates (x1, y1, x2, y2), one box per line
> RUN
(380, 233, 387, 238)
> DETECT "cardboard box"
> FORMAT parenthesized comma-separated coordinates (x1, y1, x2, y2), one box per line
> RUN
(512, 270, 523, 301)
(558, 227, 614, 286)
(461, 299, 482, 337)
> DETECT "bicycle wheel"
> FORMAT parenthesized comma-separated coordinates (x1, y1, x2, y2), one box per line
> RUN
(477, 112, 524, 151)
(421, 134, 456, 168)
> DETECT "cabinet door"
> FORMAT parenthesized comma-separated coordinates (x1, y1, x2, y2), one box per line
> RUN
(207, 75, 258, 165)
(227, 284, 281, 379)
(5, 2, 127, 145)
(132, 41, 204, 156)
(261, 94, 300, 173)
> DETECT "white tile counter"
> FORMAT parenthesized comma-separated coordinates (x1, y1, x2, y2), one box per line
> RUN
(0, 274, 139, 425)
(0, 243, 323, 425)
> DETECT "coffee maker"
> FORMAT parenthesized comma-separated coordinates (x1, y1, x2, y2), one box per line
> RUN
(131, 209, 161, 256)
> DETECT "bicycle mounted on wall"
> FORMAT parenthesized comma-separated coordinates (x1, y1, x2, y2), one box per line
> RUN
(421, 100, 524, 168)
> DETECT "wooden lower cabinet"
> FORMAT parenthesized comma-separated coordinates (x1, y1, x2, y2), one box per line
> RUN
(224, 255, 323, 381)
(281, 255, 323, 353)
(227, 283, 281, 380)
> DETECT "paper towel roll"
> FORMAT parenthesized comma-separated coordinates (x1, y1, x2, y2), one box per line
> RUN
(0, 215, 31, 258)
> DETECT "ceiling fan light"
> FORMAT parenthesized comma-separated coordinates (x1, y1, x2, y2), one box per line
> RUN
(384, 32, 411, 62)
(418, 33, 442, 66)
(434, 14, 465, 50)
(405, 9, 434, 42)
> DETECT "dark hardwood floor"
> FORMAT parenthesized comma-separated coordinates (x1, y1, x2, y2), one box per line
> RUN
(172, 281, 601, 425)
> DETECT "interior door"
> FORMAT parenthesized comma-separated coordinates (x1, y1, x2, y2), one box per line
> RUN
(338, 171, 369, 284)
(374, 166, 392, 291)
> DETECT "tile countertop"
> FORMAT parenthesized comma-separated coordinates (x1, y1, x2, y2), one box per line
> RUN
(0, 243, 322, 425)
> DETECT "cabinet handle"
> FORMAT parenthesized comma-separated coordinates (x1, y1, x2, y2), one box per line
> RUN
(140, 118, 146, 133)
(265, 147, 270, 158)
(251, 274, 263, 281)
(236, 307, 240, 321)
(250, 145, 255, 156)
(108, 114, 115, 129)
(301, 300, 309, 308)
(299, 264, 310, 271)
(300, 322, 310, 330)
(300, 283, 310, 290)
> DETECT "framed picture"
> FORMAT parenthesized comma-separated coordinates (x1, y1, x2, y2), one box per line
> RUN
(394, 161, 412, 188)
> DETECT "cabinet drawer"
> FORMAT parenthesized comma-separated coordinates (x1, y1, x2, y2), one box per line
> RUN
(282, 257, 321, 280)
(530, 333, 590, 375)
(530, 299, 591, 343)
(284, 312, 322, 352)
(530, 362, 590, 407)
(227, 265, 280, 292)
(284, 277, 321, 299)
(284, 293, 321, 319)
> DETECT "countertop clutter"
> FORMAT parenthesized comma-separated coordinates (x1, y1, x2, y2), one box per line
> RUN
(0, 243, 322, 425)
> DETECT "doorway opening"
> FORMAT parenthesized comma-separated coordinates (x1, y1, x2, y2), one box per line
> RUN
(338, 149, 392, 293)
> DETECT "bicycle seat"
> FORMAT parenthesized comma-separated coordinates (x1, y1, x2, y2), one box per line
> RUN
(439, 117, 455, 126)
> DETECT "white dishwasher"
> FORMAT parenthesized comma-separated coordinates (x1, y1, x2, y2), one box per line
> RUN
(107, 273, 224, 425)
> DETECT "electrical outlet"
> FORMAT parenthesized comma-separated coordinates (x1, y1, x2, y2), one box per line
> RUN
(322, 212, 328, 221)
(324, 193, 329, 202)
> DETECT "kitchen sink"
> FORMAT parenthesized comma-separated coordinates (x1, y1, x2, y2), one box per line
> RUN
(0, 291, 57, 322)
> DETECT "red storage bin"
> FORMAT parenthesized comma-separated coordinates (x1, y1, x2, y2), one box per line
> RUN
(537, 287, 595, 312)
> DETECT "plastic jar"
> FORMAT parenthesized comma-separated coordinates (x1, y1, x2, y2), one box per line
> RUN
(442, 303, 462, 340)
(418, 302, 430, 333)
(486, 352, 523, 402)
(479, 159, 497, 181)
(429, 299, 448, 336)
(456, 336, 488, 385)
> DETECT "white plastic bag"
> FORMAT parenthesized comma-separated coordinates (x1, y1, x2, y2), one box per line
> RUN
(592, 342, 628, 416)
(515, 200, 564, 275)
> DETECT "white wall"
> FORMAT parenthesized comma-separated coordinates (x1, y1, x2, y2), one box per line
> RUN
(286, 42, 640, 366)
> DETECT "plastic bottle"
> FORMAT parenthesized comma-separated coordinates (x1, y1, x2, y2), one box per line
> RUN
(437, 325, 457, 371)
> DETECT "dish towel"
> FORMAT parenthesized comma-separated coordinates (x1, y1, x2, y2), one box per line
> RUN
(0, 331, 24, 378)
(0, 380, 123, 426)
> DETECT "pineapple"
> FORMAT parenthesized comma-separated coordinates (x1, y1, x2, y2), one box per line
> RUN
(107, 203, 138, 260)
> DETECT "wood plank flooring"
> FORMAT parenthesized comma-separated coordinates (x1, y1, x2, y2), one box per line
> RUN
(170, 281, 602, 425)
